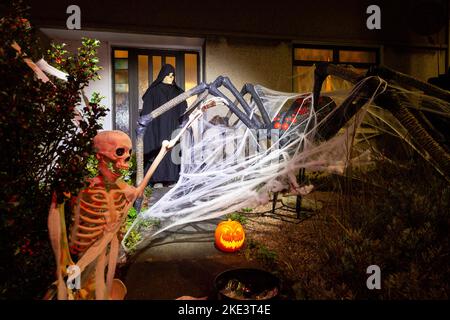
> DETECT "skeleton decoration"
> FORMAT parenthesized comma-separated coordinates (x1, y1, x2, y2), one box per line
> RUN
(47, 131, 135, 299)
(125, 64, 450, 252)
(47, 108, 205, 300)
(69, 131, 134, 257)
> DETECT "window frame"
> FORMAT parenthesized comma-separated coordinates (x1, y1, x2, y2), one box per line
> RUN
(292, 44, 380, 69)
(111, 47, 201, 146)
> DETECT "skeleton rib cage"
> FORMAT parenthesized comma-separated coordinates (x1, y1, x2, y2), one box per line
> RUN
(70, 186, 129, 256)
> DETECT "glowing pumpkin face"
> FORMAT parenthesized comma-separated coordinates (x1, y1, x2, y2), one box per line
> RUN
(215, 219, 245, 252)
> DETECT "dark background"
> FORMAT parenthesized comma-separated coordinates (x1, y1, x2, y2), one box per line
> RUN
(27, 0, 448, 47)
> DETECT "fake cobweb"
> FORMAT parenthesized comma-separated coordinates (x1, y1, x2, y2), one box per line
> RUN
(122, 75, 448, 252)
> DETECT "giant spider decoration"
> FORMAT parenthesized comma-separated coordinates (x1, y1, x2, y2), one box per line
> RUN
(136, 64, 450, 187)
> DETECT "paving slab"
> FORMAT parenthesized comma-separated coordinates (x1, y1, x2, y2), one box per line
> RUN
(120, 219, 262, 300)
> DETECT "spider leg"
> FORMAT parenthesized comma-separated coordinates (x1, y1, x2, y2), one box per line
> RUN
(317, 77, 382, 140)
(209, 76, 262, 128)
(240, 83, 272, 127)
(368, 65, 450, 103)
(368, 65, 450, 153)
(313, 63, 450, 182)
(377, 89, 450, 180)
(313, 62, 365, 108)
(312, 63, 381, 140)
(137, 82, 208, 134)
(182, 90, 210, 118)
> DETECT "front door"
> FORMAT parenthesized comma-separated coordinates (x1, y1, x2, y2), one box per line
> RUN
(112, 48, 200, 145)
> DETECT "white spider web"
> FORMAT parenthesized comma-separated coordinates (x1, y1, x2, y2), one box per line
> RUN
(122, 75, 446, 252)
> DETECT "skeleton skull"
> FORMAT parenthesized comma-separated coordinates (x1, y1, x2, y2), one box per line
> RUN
(93, 130, 132, 182)
(162, 72, 174, 84)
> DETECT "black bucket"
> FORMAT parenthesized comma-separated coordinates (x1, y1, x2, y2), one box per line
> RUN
(214, 268, 280, 300)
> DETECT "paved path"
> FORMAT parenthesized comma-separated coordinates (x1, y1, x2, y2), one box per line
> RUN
(120, 187, 262, 300)
(120, 219, 262, 299)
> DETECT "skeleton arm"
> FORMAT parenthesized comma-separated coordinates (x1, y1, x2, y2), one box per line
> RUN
(47, 193, 75, 300)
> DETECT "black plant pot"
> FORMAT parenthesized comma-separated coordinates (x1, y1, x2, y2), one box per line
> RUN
(214, 268, 280, 301)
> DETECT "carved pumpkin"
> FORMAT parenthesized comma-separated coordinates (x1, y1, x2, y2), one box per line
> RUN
(215, 219, 245, 252)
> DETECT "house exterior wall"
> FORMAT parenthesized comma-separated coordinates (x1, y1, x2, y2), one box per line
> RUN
(205, 37, 292, 92)
(43, 33, 447, 128)
(383, 46, 447, 81)
(204, 37, 292, 118)
(445, 3, 450, 70)
(35, 1, 449, 129)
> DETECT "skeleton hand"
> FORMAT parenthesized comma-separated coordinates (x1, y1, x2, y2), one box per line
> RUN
(287, 171, 314, 195)
(122, 185, 139, 203)
(200, 97, 228, 111)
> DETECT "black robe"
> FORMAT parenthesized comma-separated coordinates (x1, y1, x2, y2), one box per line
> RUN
(140, 64, 187, 183)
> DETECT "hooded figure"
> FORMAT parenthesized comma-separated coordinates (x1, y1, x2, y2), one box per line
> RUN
(140, 64, 187, 185)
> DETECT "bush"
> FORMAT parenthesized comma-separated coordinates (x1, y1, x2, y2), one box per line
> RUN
(300, 160, 450, 299)
(226, 212, 249, 225)
(0, 1, 107, 299)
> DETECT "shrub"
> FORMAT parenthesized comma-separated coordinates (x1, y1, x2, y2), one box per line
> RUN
(226, 212, 249, 225)
(301, 159, 450, 299)
(0, 1, 107, 299)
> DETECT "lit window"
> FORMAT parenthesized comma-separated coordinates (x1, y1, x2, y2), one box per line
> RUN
(185, 53, 199, 106)
(293, 45, 379, 93)
(114, 50, 128, 58)
(138, 55, 148, 111)
(339, 50, 377, 64)
(165, 56, 176, 68)
(294, 48, 333, 62)
(152, 56, 162, 81)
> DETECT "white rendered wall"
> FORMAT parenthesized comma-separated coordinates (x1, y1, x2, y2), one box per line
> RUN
(204, 37, 292, 120)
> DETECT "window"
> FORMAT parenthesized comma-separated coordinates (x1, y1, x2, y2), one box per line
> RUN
(113, 50, 130, 135)
(293, 45, 380, 93)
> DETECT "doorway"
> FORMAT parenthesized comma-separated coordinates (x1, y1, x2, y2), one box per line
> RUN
(112, 48, 200, 145)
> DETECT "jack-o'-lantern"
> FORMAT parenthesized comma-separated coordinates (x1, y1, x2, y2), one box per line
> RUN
(215, 219, 245, 252)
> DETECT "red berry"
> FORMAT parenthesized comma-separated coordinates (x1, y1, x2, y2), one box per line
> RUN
(281, 123, 289, 130)
(273, 122, 281, 129)
(299, 108, 308, 115)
